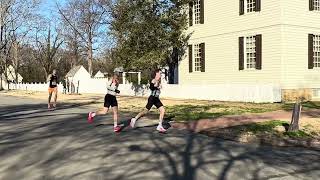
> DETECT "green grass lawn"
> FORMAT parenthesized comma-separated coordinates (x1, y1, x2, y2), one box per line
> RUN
(165, 103, 281, 122)
(231, 120, 316, 138)
(200, 120, 319, 142)
(164, 101, 320, 122)
(204, 120, 318, 139)
(240, 120, 320, 139)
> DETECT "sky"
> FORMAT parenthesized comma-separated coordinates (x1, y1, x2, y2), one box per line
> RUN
(36, 0, 111, 55)
(38, 0, 66, 19)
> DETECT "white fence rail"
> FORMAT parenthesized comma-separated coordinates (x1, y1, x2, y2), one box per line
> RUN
(9, 83, 64, 92)
(9, 80, 282, 103)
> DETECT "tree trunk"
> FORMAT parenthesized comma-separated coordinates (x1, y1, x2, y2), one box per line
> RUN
(289, 102, 301, 132)
(43, 65, 48, 81)
(0, 74, 3, 90)
(72, 45, 78, 68)
(168, 63, 176, 84)
(4, 64, 9, 90)
(168, 47, 179, 84)
(13, 41, 19, 85)
(88, 38, 93, 77)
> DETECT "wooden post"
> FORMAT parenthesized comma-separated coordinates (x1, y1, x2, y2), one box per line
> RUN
(288, 102, 301, 132)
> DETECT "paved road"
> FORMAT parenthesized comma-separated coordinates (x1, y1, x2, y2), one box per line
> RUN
(0, 94, 319, 180)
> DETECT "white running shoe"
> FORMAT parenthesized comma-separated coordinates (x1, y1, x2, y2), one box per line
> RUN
(156, 125, 166, 133)
(130, 118, 137, 128)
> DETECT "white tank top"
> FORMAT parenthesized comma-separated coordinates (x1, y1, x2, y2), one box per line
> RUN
(107, 80, 118, 96)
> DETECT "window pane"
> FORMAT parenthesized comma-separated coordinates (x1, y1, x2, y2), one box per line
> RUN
(245, 35, 256, 69)
(314, 35, 320, 67)
(246, 0, 256, 13)
(315, 0, 320, 11)
(194, 0, 201, 24)
(194, 44, 202, 72)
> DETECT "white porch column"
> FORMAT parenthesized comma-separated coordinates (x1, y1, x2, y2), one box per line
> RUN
(138, 72, 141, 85)
(122, 72, 126, 84)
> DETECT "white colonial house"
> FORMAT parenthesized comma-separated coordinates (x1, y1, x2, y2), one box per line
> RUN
(179, 0, 320, 101)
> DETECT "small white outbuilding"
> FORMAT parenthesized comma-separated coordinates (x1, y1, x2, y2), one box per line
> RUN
(65, 65, 91, 93)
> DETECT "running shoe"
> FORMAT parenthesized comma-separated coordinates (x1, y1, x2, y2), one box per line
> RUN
(87, 112, 94, 123)
(114, 126, 121, 132)
(130, 118, 137, 128)
(156, 125, 167, 133)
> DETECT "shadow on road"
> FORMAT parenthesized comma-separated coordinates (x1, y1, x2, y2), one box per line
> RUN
(0, 97, 319, 180)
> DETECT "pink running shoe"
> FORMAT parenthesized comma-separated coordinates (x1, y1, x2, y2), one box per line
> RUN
(114, 126, 121, 132)
(87, 112, 94, 123)
(156, 125, 167, 133)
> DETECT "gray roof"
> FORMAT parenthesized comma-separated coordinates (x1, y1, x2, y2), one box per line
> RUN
(65, 65, 82, 77)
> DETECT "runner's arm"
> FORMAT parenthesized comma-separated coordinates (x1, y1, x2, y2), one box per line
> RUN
(107, 80, 117, 91)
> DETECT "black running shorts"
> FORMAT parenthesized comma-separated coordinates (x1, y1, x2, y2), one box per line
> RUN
(146, 96, 163, 110)
(104, 94, 118, 108)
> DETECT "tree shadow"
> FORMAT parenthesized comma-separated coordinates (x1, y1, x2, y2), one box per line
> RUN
(0, 97, 319, 180)
(0, 100, 99, 121)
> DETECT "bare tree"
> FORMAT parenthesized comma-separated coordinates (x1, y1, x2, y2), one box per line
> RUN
(0, 0, 40, 89)
(35, 25, 63, 79)
(63, 27, 82, 68)
(60, 5, 83, 69)
(57, 0, 110, 76)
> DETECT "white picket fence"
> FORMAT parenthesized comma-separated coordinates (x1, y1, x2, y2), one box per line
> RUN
(9, 80, 282, 103)
(9, 83, 64, 92)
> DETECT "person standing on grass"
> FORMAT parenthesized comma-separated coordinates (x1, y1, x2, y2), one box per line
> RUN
(47, 69, 58, 109)
(130, 69, 167, 133)
(87, 74, 121, 132)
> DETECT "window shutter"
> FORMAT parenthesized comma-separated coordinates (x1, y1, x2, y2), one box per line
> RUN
(189, 2, 193, 26)
(308, 34, 314, 69)
(200, 0, 204, 24)
(310, 0, 314, 11)
(200, 43, 205, 72)
(189, 45, 193, 73)
(239, 0, 245, 15)
(255, 34, 262, 70)
(255, 0, 261, 12)
(239, 37, 244, 70)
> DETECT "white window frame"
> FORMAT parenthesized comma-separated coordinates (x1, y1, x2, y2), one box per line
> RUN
(193, 44, 202, 72)
(314, 35, 320, 68)
(244, 35, 256, 70)
(244, 0, 256, 14)
(193, 0, 201, 25)
(314, 0, 320, 11)
(312, 89, 320, 98)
